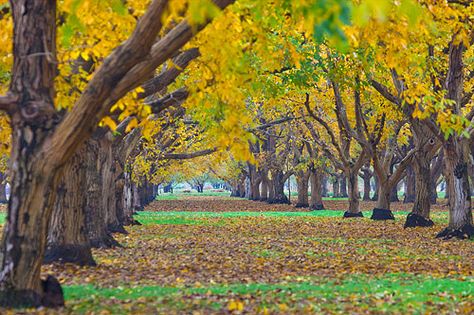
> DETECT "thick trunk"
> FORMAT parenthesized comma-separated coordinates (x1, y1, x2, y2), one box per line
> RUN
(437, 141, 474, 239)
(248, 164, 261, 200)
(132, 183, 143, 211)
(371, 180, 395, 220)
(343, 169, 363, 218)
(340, 176, 348, 198)
(122, 172, 140, 226)
(268, 171, 289, 204)
(309, 169, 324, 210)
(321, 176, 328, 197)
(362, 172, 372, 201)
(332, 177, 340, 198)
(84, 137, 120, 248)
(405, 152, 434, 228)
(0, 0, 64, 307)
(371, 176, 379, 201)
(403, 166, 415, 203)
(45, 146, 95, 266)
(100, 134, 126, 234)
(295, 171, 309, 208)
(390, 183, 400, 202)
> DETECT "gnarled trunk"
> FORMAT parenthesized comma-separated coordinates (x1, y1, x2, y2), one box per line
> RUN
(309, 169, 324, 210)
(371, 180, 395, 220)
(0, 0, 64, 307)
(84, 136, 120, 248)
(343, 170, 363, 218)
(45, 146, 95, 266)
(437, 141, 474, 238)
(268, 170, 289, 204)
(295, 170, 310, 208)
(404, 151, 434, 228)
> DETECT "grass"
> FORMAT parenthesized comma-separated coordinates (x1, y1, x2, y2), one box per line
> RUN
(134, 210, 450, 225)
(63, 274, 473, 313)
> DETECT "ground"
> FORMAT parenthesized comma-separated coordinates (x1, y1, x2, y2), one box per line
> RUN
(0, 195, 473, 314)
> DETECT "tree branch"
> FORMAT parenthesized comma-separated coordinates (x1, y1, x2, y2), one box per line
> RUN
(161, 148, 217, 160)
(148, 87, 189, 114)
(139, 47, 200, 99)
(0, 92, 18, 112)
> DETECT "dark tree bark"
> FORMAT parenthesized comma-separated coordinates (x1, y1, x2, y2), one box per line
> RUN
(248, 163, 261, 200)
(0, 0, 65, 307)
(360, 164, 372, 201)
(340, 175, 348, 198)
(309, 168, 324, 210)
(321, 175, 328, 197)
(45, 146, 95, 266)
(268, 170, 289, 204)
(403, 166, 415, 203)
(84, 136, 120, 248)
(295, 170, 310, 208)
(259, 170, 269, 201)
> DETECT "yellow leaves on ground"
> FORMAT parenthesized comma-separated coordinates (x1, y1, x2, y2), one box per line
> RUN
(227, 299, 244, 312)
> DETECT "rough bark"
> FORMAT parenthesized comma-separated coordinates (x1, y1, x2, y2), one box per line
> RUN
(404, 152, 434, 228)
(309, 169, 324, 210)
(268, 170, 289, 204)
(295, 170, 310, 208)
(44, 146, 95, 266)
(437, 140, 474, 238)
(84, 136, 120, 248)
(344, 170, 363, 217)
(403, 166, 416, 203)
(0, 0, 64, 307)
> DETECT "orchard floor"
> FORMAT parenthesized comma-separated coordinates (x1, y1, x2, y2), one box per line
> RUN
(2, 196, 474, 314)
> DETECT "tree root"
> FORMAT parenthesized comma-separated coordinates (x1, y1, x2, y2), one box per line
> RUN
(436, 225, 474, 240)
(404, 213, 434, 228)
(370, 208, 395, 220)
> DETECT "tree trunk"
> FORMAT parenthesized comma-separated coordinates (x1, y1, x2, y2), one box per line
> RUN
(84, 137, 120, 248)
(371, 176, 379, 201)
(403, 166, 415, 203)
(309, 169, 324, 210)
(268, 170, 289, 204)
(390, 183, 400, 202)
(100, 133, 127, 234)
(343, 169, 363, 218)
(0, 0, 65, 307)
(248, 164, 261, 200)
(260, 176, 268, 201)
(340, 175, 348, 198)
(436, 141, 474, 239)
(44, 146, 95, 266)
(362, 171, 372, 201)
(332, 176, 339, 198)
(371, 180, 395, 220)
(295, 171, 310, 208)
(404, 151, 434, 228)
(321, 175, 328, 197)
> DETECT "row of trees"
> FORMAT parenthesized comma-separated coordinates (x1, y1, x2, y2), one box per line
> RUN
(217, 0, 473, 239)
(0, 0, 471, 309)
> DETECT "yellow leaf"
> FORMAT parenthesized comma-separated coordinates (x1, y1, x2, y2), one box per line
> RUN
(125, 118, 138, 133)
(102, 116, 117, 131)
(228, 300, 244, 312)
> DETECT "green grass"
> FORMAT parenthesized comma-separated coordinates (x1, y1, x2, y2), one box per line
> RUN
(63, 274, 473, 313)
(134, 210, 450, 225)
(155, 191, 231, 200)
